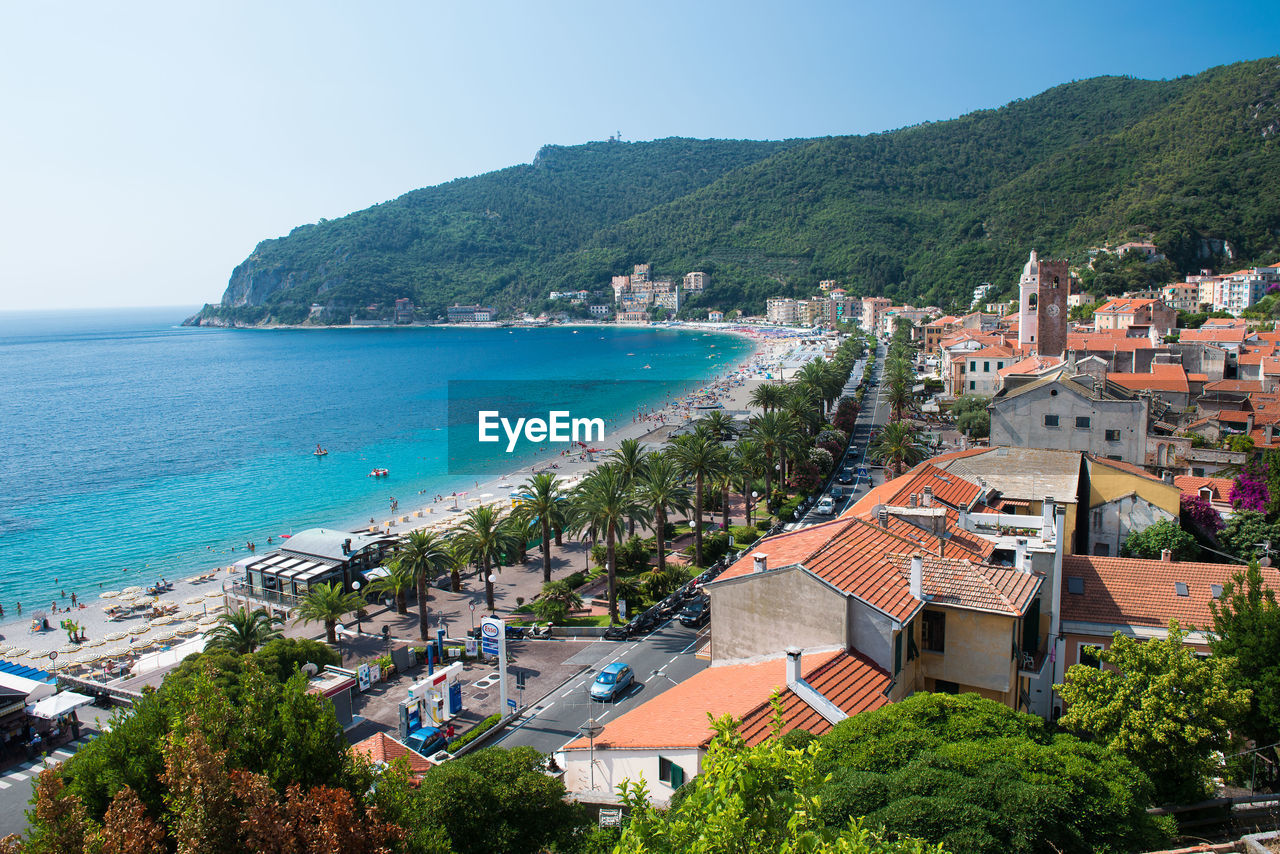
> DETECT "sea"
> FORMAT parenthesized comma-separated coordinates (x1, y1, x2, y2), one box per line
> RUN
(0, 308, 753, 619)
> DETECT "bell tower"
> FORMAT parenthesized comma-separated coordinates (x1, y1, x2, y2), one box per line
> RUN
(1016, 250, 1068, 356)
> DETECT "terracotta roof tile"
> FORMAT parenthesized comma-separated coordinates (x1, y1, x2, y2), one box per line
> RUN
(352, 733, 434, 778)
(1086, 455, 1168, 483)
(1066, 332, 1157, 352)
(883, 553, 1041, 616)
(1061, 555, 1279, 630)
(1204, 380, 1264, 394)
(1173, 475, 1234, 502)
(1107, 363, 1189, 393)
(563, 649, 891, 751)
(1179, 328, 1248, 344)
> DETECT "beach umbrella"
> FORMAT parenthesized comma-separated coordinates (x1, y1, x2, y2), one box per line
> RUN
(121, 586, 142, 595)
(99, 591, 119, 599)
(4, 647, 29, 659)
(198, 614, 219, 626)
(149, 616, 173, 627)
(0, 646, 11, 657)
(177, 623, 198, 635)
(83, 637, 106, 648)
(103, 631, 128, 642)
(203, 590, 223, 600)
(153, 630, 178, 643)
(155, 600, 176, 610)
(128, 625, 149, 636)
(48, 659, 73, 672)
(57, 643, 79, 654)
(74, 653, 98, 666)
(184, 595, 204, 605)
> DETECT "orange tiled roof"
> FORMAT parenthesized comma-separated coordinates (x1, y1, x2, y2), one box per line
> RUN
(1060, 555, 1279, 631)
(1066, 332, 1157, 352)
(998, 355, 1062, 378)
(883, 553, 1040, 616)
(1203, 380, 1265, 394)
(1217, 410, 1252, 423)
(1173, 475, 1234, 502)
(1086, 455, 1168, 483)
(1179, 328, 1248, 344)
(864, 462, 985, 512)
(1096, 298, 1157, 314)
(968, 345, 1016, 360)
(563, 649, 891, 751)
(352, 732, 434, 778)
(1106, 363, 1189, 393)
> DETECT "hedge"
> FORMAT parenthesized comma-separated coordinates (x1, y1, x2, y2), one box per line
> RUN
(449, 713, 502, 751)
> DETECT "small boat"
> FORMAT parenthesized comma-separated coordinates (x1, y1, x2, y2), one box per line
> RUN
(314, 444, 328, 456)
(642, 364, 651, 369)
(368, 468, 389, 478)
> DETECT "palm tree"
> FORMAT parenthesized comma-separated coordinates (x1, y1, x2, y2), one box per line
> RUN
(531, 579, 582, 624)
(668, 432, 729, 568)
(633, 451, 693, 576)
(394, 529, 451, 641)
(749, 382, 787, 413)
(871, 421, 926, 478)
(512, 472, 567, 583)
(607, 438, 650, 537)
(369, 560, 415, 615)
(782, 384, 821, 437)
(454, 505, 521, 612)
(748, 410, 800, 510)
(698, 410, 737, 442)
(441, 537, 469, 594)
(293, 581, 365, 645)
(568, 463, 643, 624)
(205, 607, 282, 655)
(729, 438, 765, 526)
(796, 359, 831, 422)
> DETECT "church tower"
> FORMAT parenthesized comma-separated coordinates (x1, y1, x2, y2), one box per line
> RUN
(1016, 250, 1069, 356)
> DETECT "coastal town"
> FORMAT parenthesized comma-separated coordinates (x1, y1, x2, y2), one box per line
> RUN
(7, 242, 1280, 851)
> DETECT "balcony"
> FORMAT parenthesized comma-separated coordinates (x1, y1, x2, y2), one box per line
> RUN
(1016, 641, 1049, 677)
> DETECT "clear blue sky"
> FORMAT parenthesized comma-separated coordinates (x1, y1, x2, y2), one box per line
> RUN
(3, 0, 1277, 310)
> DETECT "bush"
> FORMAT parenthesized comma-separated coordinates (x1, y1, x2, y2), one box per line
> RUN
(778, 494, 805, 522)
(449, 713, 502, 751)
(730, 525, 759, 545)
(702, 531, 732, 564)
(563, 570, 588, 590)
(756, 519, 771, 531)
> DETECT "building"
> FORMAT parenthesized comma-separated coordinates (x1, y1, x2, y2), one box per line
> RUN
(962, 345, 1018, 395)
(233, 528, 399, 614)
(446, 305, 494, 323)
(617, 311, 649, 323)
(588, 304, 612, 318)
(767, 298, 800, 326)
(1160, 282, 1201, 312)
(989, 370, 1148, 465)
(393, 299, 415, 324)
(1093, 297, 1176, 336)
(818, 279, 839, 291)
(861, 297, 891, 335)
(707, 310, 724, 323)
(560, 647, 890, 806)
(654, 290, 681, 312)
(1016, 250, 1069, 356)
(1080, 456, 1181, 557)
(1213, 268, 1279, 315)
(1115, 241, 1163, 260)
(683, 271, 708, 292)
(632, 263, 651, 283)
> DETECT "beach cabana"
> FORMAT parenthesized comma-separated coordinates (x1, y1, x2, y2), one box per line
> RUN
(28, 691, 93, 720)
(0, 671, 55, 703)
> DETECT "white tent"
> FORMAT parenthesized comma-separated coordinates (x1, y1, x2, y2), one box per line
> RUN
(28, 691, 94, 720)
(0, 671, 55, 702)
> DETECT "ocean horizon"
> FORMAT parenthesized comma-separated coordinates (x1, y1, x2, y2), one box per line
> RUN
(0, 308, 753, 620)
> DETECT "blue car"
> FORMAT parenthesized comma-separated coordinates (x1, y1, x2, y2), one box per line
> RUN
(590, 662, 634, 701)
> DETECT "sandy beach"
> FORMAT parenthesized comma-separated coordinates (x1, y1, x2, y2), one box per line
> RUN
(0, 324, 828, 676)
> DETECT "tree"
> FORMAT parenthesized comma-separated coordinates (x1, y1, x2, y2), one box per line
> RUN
(632, 452, 692, 577)
(669, 432, 729, 567)
(512, 472, 567, 583)
(870, 421, 925, 478)
(368, 559, 415, 615)
(1056, 621, 1251, 803)
(950, 394, 990, 438)
(292, 581, 365, 644)
(833, 397, 859, 434)
(570, 464, 644, 623)
(607, 438, 651, 537)
(531, 580, 581, 625)
(1219, 510, 1280, 561)
(204, 607, 283, 656)
(1119, 518, 1199, 561)
(617, 714, 941, 854)
(454, 505, 521, 612)
(748, 410, 801, 512)
(1180, 493, 1224, 534)
(748, 382, 787, 413)
(394, 529, 451, 641)
(698, 410, 738, 442)
(729, 439, 765, 526)
(1230, 461, 1269, 512)
(1210, 564, 1280, 748)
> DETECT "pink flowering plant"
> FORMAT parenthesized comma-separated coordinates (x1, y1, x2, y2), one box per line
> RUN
(1180, 493, 1224, 532)
(1230, 462, 1269, 513)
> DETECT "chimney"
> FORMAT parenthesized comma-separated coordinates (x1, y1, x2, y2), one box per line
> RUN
(908, 493, 918, 508)
(1042, 498, 1054, 533)
(1162, 471, 1174, 484)
(753, 553, 769, 574)
(910, 553, 924, 600)
(343, 538, 352, 556)
(961, 435, 969, 451)
(922, 486, 933, 507)
(785, 647, 802, 685)
(1161, 549, 1173, 562)
(1014, 538, 1029, 573)
(878, 508, 889, 528)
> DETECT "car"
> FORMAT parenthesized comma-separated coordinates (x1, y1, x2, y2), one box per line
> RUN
(590, 662, 635, 701)
(814, 496, 836, 516)
(678, 600, 709, 628)
(837, 469, 854, 485)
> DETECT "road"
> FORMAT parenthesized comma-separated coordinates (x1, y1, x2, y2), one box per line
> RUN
(494, 619, 708, 756)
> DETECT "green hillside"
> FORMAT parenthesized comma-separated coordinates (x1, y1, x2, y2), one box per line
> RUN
(192, 57, 1280, 325)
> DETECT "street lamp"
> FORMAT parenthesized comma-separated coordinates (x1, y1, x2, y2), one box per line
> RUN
(749, 491, 759, 526)
(579, 717, 605, 791)
(351, 580, 363, 634)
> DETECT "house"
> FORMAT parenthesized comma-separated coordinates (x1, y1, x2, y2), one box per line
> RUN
(447, 305, 494, 323)
(962, 345, 1018, 395)
(707, 310, 724, 323)
(861, 297, 891, 334)
(393, 298, 415, 324)
(1093, 297, 1176, 336)
(1058, 555, 1279, 671)
(989, 369, 1149, 466)
(1173, 475, 1235, 521)
(559, 647, 890, 805)
(1080, 455, 1181, 557)
(1105, 360, 1198, 411)
(353, 732, 436, 784)
(588, 304, 612, 318)
(683, 271, 708, 291)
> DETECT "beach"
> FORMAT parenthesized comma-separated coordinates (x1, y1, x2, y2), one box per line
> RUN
(0, 323, 828, 676)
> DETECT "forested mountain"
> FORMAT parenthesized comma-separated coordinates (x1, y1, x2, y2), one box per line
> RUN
(191, 57, 1280, 325)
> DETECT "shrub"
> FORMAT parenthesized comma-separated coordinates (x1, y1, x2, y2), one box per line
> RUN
(778, 494, 805, 522)
(730, 525, 759, 545)
(449, 713, 502, 751)
(563, 570, 588, 590)
(702, 531, 732, 564)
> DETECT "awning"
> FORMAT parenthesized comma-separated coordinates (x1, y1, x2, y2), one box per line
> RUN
(27, 691, 94, 720)
(363, 566, 390, 581)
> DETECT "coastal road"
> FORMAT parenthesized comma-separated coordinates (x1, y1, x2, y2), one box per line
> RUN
(493, 620, 707, 757)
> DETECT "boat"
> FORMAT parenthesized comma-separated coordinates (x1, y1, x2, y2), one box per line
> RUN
(314, 445, 328, 456)
(368, 468, 389, 478)
(642, 364, 651, 369)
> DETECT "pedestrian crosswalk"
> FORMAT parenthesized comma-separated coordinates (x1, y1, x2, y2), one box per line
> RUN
(0, 737, 93, 789)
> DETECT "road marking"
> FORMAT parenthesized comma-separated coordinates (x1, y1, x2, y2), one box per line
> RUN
(7, 773, 27, 782)
(0, 780, 9, 789)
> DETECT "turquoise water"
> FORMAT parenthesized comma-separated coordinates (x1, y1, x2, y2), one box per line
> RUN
(0, 309, 752, 615)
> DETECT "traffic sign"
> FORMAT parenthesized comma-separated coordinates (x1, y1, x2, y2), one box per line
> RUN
(469, 602, 476, 612)
(858, 466, 868, 477)
(507, 698, 517, 711)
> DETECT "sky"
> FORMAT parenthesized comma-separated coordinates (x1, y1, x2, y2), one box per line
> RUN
(2, 1, 1278, 311)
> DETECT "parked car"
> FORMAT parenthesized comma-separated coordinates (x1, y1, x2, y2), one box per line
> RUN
(678, 599, 710, 628)
(590, 662, 635, 701)
(814, 496, 836, 516)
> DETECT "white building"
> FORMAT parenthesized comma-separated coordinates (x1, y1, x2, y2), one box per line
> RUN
(683, 271, 708, 292)
(767, 298, 801, 325)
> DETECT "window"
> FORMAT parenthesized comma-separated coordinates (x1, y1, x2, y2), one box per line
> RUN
(1105, 429, 1120, 441)
(1044, 414, 1059, 427)
(1079, 643, 1105, 669)
(1066, 576, 1085, 595)
(983, 361, 990, 372)
(1092, 543, 1110, 556)
(969, 380, 975, 391)
(658, 757, 685, 788)
(970, 360, 976, 372)
(1075, 416, 1091, 429)
(997, 361, 1004, 370)
(893, 631, 903, 674)
(922, 610, 946, 653)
